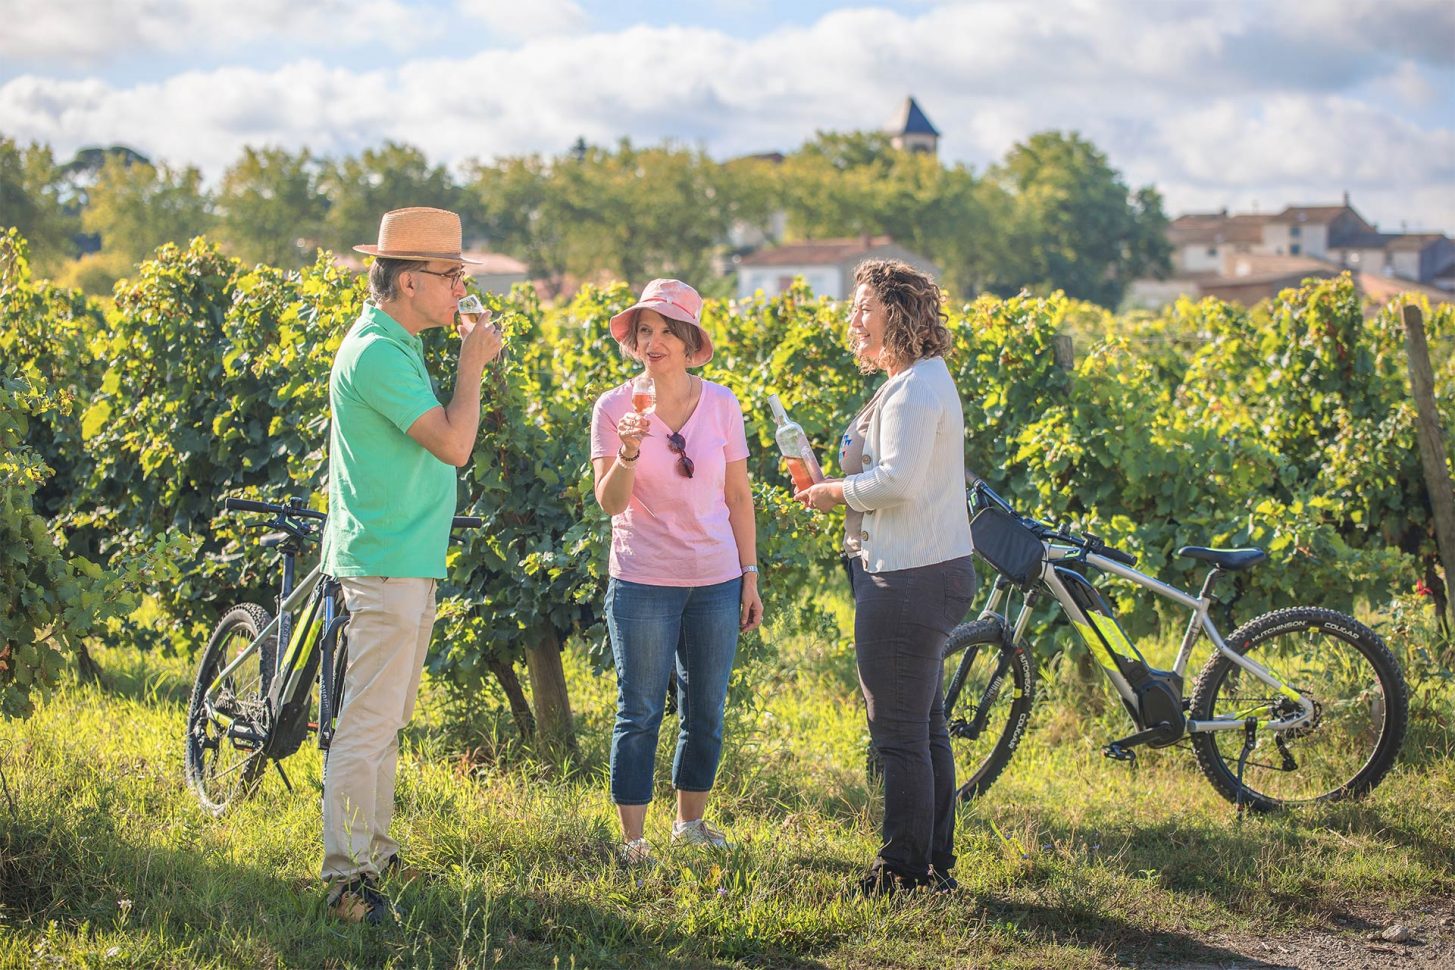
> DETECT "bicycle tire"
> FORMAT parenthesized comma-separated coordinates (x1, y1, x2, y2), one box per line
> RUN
(1189, 606, 1408, 811)
(184, 603, 276, 815)
(942, 621, 1036, 802)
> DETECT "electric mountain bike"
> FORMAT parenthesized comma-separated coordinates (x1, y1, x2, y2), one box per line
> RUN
(184, 497, 481, 814)
(938, 481, 1408, 811)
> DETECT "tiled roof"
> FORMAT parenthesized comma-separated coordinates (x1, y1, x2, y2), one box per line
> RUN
(1269, 205, 1354, 225)
(1355, 272, 1454, 304)
(738, 236, 897, 267)
(1168, 213, 1268, 245)
(1385, 233, 1448, 251)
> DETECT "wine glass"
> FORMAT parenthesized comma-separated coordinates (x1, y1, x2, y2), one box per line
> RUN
(457, 294, 486, 325)
(631, 375, 656, 415)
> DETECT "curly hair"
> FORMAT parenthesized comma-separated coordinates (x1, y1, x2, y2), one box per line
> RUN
(852, 259, 951, 373)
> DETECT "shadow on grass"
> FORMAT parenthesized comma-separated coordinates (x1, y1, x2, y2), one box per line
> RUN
(0, 806, 835, 969)
(979, 897, 1290, 968)
(989, 805, 1453, 920)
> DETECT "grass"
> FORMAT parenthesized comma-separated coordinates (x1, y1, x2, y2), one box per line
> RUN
(2, 603, 1452, 969)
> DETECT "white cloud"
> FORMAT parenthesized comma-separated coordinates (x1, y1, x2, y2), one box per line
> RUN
(0, 0, 1451, 232)
(0, 0, 429, 66)
(456, 0, 587, 42)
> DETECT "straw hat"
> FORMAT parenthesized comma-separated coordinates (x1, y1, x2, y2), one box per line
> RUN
(609, 279, 713, 365)
(353, 207, 481, 263)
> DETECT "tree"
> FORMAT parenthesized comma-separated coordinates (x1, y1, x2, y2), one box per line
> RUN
(987, 131, 1170, 307)
(466, 153, 580, 293)
(0, 137, 78, 274)
(778, 132, 992, 296)
(70, 154, 213, 293)
(216, 146, 328, 268)
(319, 142, 463, 255)
(467, 140, 735, 292)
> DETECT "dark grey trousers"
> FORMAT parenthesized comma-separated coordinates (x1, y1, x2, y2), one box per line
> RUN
(851, 554, 977, 881)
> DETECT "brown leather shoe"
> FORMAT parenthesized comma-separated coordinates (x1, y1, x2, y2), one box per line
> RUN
(327, 876, 394, 925)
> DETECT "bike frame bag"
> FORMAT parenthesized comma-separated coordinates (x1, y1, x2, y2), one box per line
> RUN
(970, 506, 1045, 588)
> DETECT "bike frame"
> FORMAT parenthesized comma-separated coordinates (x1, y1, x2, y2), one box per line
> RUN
(205, 555, 342, 749)
(972, 545, 1316, 735)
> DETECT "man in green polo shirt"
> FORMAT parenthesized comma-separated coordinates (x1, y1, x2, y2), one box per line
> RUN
(320, 207, 501, 925)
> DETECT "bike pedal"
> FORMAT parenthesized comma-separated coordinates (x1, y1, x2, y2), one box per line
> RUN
(1102, 743, 1136, 764)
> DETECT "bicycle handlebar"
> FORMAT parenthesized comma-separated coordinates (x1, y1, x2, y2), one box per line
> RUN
(223, 497, 327, 520)
(969, 481, 1138, 567)
(223, 498, 482, 531)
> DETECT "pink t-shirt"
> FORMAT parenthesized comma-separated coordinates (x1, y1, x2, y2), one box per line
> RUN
(590, 378, 750, 587)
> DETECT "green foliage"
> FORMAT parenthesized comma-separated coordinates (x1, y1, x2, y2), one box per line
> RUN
(66, 154, 213, 295)
(215, 146, 328, 268)
(986, 131, 1171, 306)
(319, 142, 463, 256)
(0, 362, 194, 718)
(0, 137, 78, 274)
(780, 132, 991, 295)
(7, 223, 1451, 703)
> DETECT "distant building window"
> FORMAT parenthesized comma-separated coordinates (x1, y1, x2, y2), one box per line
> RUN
(1289, 226, 1302, 238)
(1290, 244, 1301, 255)
(1206, 246, 1218, 257)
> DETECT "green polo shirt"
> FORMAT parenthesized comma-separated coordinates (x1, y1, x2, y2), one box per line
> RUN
(321, 303, 456, 578)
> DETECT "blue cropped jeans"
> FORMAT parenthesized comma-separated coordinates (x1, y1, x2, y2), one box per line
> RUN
(604, 577, 741, 805)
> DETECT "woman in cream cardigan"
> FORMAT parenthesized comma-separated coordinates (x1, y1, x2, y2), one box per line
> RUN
(795, 258, 975, 896)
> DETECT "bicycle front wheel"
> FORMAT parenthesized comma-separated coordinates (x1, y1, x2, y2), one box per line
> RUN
(185, 604, 276, 815)
(943, 622, 1036, 802)
(1189, 607, 1408, 811)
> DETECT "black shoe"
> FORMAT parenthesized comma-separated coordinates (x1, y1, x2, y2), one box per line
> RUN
(856, 864, 929, 898)
(328, 875, 394, 926)
(931, 868, 959, 893)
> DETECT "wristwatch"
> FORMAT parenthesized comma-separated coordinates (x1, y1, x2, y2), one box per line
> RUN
(740, 564, 759, 576)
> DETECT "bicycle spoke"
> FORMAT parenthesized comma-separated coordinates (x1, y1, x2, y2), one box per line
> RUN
(1193, 611, 1403, 807)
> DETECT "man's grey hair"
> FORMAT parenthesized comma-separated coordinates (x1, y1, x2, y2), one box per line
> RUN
(368, 257, 421, 303)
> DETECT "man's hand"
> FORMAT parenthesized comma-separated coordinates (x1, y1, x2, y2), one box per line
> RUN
(458, 308, 503, 371)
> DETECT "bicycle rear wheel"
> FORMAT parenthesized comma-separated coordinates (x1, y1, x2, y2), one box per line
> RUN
(943, 621, 1035, 802)
(1189, 607, 1408, 811)
(185, 604, 275, 815)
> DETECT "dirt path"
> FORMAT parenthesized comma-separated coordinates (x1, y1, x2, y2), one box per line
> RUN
(1138, 901, 1455, 969)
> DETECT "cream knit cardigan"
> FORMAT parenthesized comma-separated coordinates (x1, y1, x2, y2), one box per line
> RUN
(841, 356, 974, 573)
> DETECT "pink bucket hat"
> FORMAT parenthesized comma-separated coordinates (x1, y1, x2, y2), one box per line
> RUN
(609, 279, 713, 365)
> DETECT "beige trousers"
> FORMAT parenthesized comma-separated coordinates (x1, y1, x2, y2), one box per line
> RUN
(321, 576, 437, 881)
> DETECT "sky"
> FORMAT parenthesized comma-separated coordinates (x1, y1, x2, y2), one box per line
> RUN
(2, 0, 1452, 234)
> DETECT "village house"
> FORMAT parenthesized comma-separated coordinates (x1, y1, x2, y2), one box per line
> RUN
(735, 236, 940, 301)
(1144, 195, 1455, 307)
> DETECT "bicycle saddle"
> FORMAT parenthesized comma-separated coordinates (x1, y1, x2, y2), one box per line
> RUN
(1175, 546, 1267, 571)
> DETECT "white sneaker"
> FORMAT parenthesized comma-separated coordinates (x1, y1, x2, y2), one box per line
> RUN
(671, 818, 729, 848)
(618, 837, 656, 867)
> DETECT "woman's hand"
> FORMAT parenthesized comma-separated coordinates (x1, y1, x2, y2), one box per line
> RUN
(794, 479, 845, 512)
(739, 574, 763, 633)
(616, 411, 650, 456)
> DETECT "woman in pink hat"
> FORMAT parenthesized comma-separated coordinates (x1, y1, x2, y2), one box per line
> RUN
(589, 278, 763, 866)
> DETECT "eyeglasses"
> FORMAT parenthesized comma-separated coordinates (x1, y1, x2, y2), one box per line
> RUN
(412, 266, 466, 287)
(666, 431, 694, 478)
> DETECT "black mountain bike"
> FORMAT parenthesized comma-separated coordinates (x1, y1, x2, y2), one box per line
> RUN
(938, 481, 1408, 811)
(184, 497, 480, 814)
